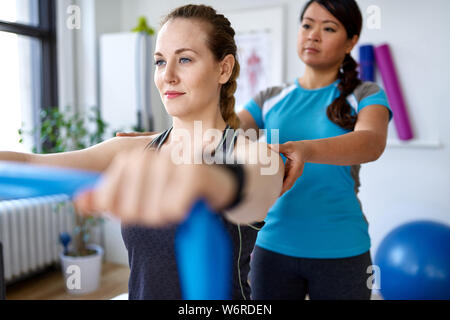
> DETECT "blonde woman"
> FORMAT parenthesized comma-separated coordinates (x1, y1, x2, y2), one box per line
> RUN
(0, 5, 284, 299)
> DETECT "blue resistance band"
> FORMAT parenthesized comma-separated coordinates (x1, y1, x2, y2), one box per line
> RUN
(0, 160, 232, 300)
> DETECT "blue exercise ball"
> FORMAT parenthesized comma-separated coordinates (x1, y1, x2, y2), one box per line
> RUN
(375, 220, 450, 300)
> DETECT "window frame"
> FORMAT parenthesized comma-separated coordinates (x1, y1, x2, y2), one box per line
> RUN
(0, 0, 58, 114)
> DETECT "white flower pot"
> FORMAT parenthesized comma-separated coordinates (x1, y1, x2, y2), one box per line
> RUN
(59, 244, 104, 295)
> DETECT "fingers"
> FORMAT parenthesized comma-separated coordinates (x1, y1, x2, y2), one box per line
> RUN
(116, 150, 152, 224)
(153, 153, 202, 225)
(141, 150, 178, 226)
(269, 142, 292, 155)
(269, 141, 305, 196)
(157, 168, 189, 225)
(94, 153, 130, 214)
(280, 160, 303, 196)
(267, 143, 279, 153)
(75, 148, 202, 228)
(74, 189, 95, 214)
(75, 151, 130, 218)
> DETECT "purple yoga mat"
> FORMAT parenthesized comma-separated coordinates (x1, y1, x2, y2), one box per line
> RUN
(374, 44, 413, 140)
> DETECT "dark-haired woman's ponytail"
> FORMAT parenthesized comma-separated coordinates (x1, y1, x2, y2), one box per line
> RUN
(327, 54, 362, 131)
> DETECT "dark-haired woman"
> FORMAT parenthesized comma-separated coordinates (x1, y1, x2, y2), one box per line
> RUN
(240, 0, 393, 300)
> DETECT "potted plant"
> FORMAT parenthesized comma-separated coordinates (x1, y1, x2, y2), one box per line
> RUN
(59, 216, 104, 295)
(20, 106, 110, 295)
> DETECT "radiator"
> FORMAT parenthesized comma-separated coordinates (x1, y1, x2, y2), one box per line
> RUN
(0, 195, 76, 283)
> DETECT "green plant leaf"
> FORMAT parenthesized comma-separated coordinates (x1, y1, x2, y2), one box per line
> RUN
(20, 105, 108, 255)
(131, 16, 155, 35)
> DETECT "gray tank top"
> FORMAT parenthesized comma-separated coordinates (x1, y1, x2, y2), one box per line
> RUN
(121, 125, 264, 299)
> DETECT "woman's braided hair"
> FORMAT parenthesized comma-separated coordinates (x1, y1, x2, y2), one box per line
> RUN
(301, 0, 363, 130)
(161, 4, 241, 129)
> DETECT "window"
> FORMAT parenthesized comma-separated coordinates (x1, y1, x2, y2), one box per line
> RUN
(0, 0, 57, 152)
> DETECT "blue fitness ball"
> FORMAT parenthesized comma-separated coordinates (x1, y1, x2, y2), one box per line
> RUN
(375, 220, 450, 300)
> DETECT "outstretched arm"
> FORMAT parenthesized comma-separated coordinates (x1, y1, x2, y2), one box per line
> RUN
(75, 136, 284, 226)
(0, 136, 156, 173)
(272, 105, 390, 195)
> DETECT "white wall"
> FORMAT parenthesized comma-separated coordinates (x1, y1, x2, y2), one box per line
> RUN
(57, 0, 98, 114)
(117, 0, 450, 261)
(57, 0, 129, 265)
(354, 0, 450, 261)
(61, 0, 449, 267)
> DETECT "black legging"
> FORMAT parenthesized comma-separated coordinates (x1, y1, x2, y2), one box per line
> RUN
(249, 245, 373, 300)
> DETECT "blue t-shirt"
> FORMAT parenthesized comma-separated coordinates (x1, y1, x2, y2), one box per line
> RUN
(244, 79, 392, 258)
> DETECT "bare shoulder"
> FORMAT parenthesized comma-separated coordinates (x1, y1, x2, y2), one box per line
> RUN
(82, 134, 161, 171)
(103, 134, 160, 152)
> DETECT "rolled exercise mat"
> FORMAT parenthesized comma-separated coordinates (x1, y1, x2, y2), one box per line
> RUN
(359, 44, 375, 82)
(175, 199, 232, 300)
(374, 44, 413, 140)
(0, 161, 232, 299)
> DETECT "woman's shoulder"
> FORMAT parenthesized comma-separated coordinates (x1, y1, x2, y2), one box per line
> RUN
(99, 134, 160, 153)
(252, 82, 297, 108)
(353, 81, 383, 100)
